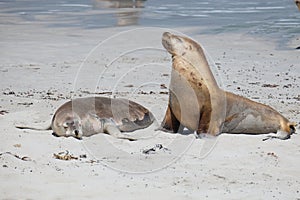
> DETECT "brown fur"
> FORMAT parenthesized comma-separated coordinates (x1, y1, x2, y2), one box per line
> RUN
(161, 32, 296, 139)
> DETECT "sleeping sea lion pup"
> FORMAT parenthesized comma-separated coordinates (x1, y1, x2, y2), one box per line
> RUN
(16, 96, 155, 141)
(160, 32, 296, 140)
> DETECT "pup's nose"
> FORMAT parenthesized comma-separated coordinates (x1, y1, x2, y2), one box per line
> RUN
(74, 130, 82, 139)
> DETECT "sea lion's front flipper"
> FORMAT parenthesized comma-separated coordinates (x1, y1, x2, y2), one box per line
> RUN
(102, 118, 137, 141)
(159, 105, 180, 133)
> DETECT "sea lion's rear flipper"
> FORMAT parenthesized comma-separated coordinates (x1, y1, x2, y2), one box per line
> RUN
(119, 112, 155, 132)
(160, 105, 180, 133)
(102, 119, 137, 141)
(262, 132, 291, 141)
(15, 121, 52, 131)
(263, 122, 297, 141)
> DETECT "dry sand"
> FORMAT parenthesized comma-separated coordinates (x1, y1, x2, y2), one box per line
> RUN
(0, 24, 300, 199)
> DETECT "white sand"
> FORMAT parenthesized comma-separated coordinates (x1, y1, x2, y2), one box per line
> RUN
(1, 24, 300, 199)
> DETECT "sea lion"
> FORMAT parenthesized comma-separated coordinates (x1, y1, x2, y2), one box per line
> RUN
(16, 96, 155, 141)
(160, 32, 296, 140)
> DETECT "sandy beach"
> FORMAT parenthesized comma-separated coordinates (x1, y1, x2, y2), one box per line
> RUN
(1, 18, 300, 200)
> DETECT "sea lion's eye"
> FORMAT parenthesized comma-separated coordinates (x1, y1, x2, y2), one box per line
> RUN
(63, 122, 68, 128)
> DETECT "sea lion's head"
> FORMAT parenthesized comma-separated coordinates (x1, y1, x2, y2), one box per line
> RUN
(52, 112, 83, 140)
(162, 32, 202, 58)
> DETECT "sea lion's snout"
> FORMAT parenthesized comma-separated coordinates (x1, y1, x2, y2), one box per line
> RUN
(162, 32, 190, 57)
(73, 129, 83, 140)
(162, 32, 172, 39)
(162, 32, 182, 54)
(74, 129, 79, 136)
(162, 32, 173, 52)
(163, 32, 183, 43)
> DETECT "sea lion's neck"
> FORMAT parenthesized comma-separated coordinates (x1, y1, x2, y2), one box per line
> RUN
(173, 53, 220, 91)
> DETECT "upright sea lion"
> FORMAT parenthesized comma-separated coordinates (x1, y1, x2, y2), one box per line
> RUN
(16, 96, 154, 141)
(160, 32, 296, 140)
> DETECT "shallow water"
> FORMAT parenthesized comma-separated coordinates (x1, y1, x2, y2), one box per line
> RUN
(1, 0, 299, 44)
